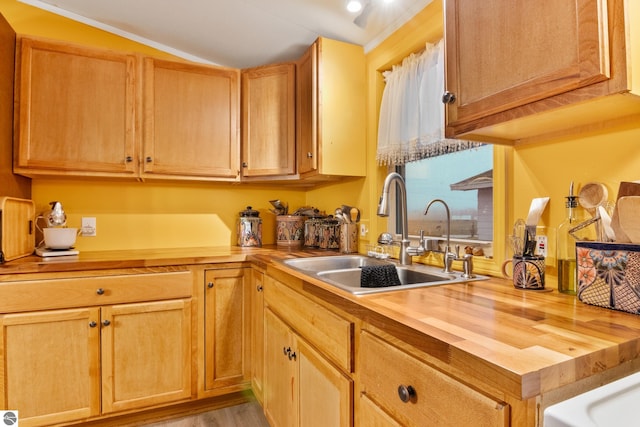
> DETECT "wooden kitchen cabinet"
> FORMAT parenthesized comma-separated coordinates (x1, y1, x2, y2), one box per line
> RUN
(444, 0, 640, 142)
(264, 308, 352, 427)
(142, 58, 240, 181)
(101, 299, 192, 413)
(296, 38, 366, 180)
(263, 273, 354, 427)
(13, 37, 138, 178)
(203, 268, 250, 392)
(0, 308, 101, 425)
(250, 267, 265, 404)
(14, 36, 241, 181)
(241, 63, 296, 178)
(357, 329, 509, 427)
(0, 268, 193, 426)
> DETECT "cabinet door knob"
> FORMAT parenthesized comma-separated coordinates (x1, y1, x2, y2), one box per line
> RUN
(397, 384, 416, 403)
(442, 91, 456, 104)
(242, 162, 248, 168)
(306, 152, 313, 158)
(256, 285, 263, 292)
(125, 156, 133, 163)
(146, 156, 153, 163)
(102, 319, 111, 327)
(283, 346, 291, 356)
(96, 288, 105, 295)
(288, 350, 297, 361)
(207, 282, 214, 289)
(89, 321, 98, 328)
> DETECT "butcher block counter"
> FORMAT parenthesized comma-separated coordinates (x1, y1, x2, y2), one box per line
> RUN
(2, 247, 640, 426)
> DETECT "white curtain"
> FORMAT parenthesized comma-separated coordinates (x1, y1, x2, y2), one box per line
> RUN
(376, 39, 483, 166)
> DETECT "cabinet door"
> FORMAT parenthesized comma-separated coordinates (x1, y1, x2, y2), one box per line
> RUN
(241, 63, 296, 178)
(0, 308, 101, 426)
(101, 299, 192, 413)
(296, 38, 366, 179)
(298, 339, 353, 427)
(296, 42, 317, 176)
(14, 38, 138, 178)
(204, 268, 250, 391)
(444, 0, 613, 134)
(264, 308, 297, 427)
(142, 58, 240, 180)
(251, 268, 265, 403)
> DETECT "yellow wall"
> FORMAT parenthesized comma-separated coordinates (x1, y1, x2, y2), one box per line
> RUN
(3, 0, 640, 289)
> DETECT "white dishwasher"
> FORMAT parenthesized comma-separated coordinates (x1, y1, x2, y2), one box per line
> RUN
(544, 371, 640, 427)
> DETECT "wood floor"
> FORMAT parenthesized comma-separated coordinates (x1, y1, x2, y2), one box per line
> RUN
(144, 402, 270, 427)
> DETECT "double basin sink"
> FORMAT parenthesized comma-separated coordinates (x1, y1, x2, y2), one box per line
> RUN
(279, 255, 487, 295)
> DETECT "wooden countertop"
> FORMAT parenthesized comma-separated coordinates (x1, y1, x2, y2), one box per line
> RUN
(3, 247, 640, 403)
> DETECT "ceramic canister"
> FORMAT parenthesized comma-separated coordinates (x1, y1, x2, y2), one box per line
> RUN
(276, 215, 305, 247)
(237, 206, 262, 247)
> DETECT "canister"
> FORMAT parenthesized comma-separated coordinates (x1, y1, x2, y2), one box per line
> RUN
(304, 216, 324, 247)
(318, 218, 340, 250)
(237, 206, 262, 247)
(276, 215, 305, 247)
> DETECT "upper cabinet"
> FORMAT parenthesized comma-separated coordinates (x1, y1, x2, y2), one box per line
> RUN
(142, 58, 240, 181)
(14, 37, 139, 178)
(240, 63, 296, 179)
(14, 37, 240, 181)
(444, 0, 640, 143)
(297, 38, 366, 179)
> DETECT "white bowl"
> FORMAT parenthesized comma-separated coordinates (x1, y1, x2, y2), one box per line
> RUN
(43, 227, 78, 249)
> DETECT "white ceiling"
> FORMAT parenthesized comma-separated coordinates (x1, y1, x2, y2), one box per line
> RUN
(21, 0, 432, 68)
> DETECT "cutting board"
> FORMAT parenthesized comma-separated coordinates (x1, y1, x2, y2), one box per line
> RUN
(611, 182, 640, 243)
(617, 196, 640, 243)
(0, 197, 36, 261)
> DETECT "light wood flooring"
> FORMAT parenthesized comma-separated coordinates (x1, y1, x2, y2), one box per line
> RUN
(144, 402, 270, 427)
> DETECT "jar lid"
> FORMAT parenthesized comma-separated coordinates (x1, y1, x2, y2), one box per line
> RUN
(240, 206, 260, 217)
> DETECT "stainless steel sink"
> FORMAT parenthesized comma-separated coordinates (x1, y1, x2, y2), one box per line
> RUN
(282, 255, 389, 272)
(279, 255, 487, 295)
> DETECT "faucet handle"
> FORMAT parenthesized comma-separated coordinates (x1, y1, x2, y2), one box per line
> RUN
(418, 230, 425, 247)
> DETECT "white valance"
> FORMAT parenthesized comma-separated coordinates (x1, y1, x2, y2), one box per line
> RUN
(376, 39, 483, 166)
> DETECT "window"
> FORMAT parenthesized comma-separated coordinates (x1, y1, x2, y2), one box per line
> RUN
(401, 144, 494, 256)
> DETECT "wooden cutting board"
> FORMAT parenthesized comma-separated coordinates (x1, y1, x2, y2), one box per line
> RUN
(611, 182, 640, 242)
(0, 197, 36, 261)
(617, 196, 640, 243)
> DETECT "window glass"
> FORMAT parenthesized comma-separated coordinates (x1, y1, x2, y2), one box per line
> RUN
(404, 144, 494, 252)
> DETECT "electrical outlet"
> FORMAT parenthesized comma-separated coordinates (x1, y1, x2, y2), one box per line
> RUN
(535, 235, 547, 257)
(359, 222, 368, 237)
(81, 217, 97, 237)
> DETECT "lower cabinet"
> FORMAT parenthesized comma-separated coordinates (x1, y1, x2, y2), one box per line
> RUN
(0, 269, 194, 427)
(203, 267, 251, 392)
(250, 267, 265, 404)
(357, 329, 509, 427)
(0, 299, 192, 426)
(264, 308, 352, 427)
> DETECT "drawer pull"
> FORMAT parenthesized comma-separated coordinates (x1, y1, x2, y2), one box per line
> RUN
(398, 384, 416, 403)
(102, 319, 111, 327)
(207, 282, 214, 289)
(89, 321, 97, 328)
(96, 288, 105, 295)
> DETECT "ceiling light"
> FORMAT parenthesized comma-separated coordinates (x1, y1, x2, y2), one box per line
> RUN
(347, 1, 363, 13)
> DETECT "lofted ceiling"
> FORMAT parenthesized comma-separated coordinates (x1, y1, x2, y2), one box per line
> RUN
(20, 0, 432, 68)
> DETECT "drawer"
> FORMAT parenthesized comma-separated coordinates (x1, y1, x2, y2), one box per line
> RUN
(0, 270, 192, 313)
(264, 274, 353, 373)
(359, 330, 509, 427)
